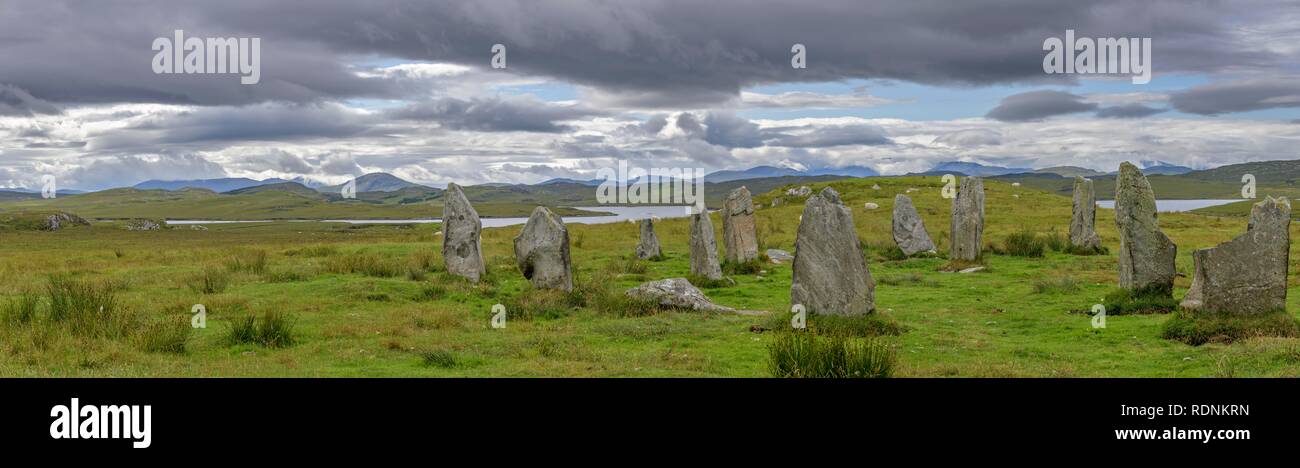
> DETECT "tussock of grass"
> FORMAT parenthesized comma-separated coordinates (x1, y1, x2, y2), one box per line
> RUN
(226, 311, 297, 348)
(186, 267, 230, 294)
(2, 291, 40, 324)
(1103, 286, 1177, 315)
(225, 249, 268, 274)
(1063, 244, 1109, 256)
(1003, 230, 1045, 257)
(138, 315, 191, 354)
(1042, 231, 1068, 252)
(764, 311, 905, 337)
(878, 272, 939, 287)
(326, 252, 405, 278)
(606, 256, 649, 275)
(1162, 310, 1300, 346)
(767, 332, 895, 378)
(45, 275, 131, 337)
(418, 349, 459, 368)
(263, 268, 312, 283)
(722, 257, 766, 275)
(862, 241, 907, 262)
(1032, 276, 1081, 294)
(283, 245, 337, 257)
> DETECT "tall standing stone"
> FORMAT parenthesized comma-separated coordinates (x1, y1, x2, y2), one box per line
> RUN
(689, 210, 723, 280)
(1114, 162, 1177, 294)
(892, 194, 936, 256)
(791, 187, 875, 316)
(441, 182, 485, 282)
(721, 186, 759, 263)
(1070, 176, 1102, 250)
(636, 218, 662, 259)
(1180, 197, 1290, 314)
(949, 177, 985, 261)
(513, 206, 573, 291)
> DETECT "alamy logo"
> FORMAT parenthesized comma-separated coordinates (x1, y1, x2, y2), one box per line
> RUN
(50, 398, 152, 448)
(1043, 30, 1151, 84)
(595, 161, 706, 213)
(152, 30, 261, 84)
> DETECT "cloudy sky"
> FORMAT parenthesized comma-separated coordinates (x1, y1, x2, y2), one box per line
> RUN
(1, 0, 1299, 190)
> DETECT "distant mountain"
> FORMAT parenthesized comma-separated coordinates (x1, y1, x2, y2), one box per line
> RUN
(1033, 166, 1108, 178)
(806, 165, 880, 178)
(1181, 159, 1300, 185)
(704, 165, 879, 183)
(225, 182, 323, 198)
(318, 173, 426, 193)
(1139, 160, 1195, 175)
(925, 161, 1033, 177)
(537, 177, 603, 186)
(133, 177, 292, 193)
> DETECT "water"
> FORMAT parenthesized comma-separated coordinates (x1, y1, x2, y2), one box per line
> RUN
(165, 205, 696, 228)
(1095, 199, 1240, 212)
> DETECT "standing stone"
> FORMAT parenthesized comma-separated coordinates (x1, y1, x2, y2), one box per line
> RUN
(441, 183, 485, 282)
(892, 194, 936, 256)
(1070, 176, 1102, 250)
(689, 210, 723, 280)
(791, 187, 875, 316)
(1181, 197, 1290, 315)
(721, 186, 759, 263)
(949, 177, 985, 261)
(1114, 162, 1177, 294)
(513, 206, 573, 291)
(636, 218, 662, 259)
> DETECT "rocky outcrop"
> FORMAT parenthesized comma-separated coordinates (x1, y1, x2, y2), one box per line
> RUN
(721, 186, 759, 263)
(441, 183, 486, 282)
(892, 194, 936, 256)
(513, 206, 573, 291)
(949, 177, 985, 261)
(1180, 197, 1291, 314)
(626, 278, 734, 312)
(1070, 176, 1102, 250)
(790, 187, 875, 316)
(1114, 162, 1176, 294)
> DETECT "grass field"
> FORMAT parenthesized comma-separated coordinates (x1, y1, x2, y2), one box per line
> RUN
(3, 176, 1299, 377)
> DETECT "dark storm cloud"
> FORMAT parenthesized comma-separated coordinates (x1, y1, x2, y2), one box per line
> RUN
(985, 90, 1098, 122)
(703, 112, 764, 148)
(387, 96, 601, 133)
(1095, 103, 1167, 118)
(1169, 78, 1300, 115)
(106, 103, 373, 148)
(0, 84, 62, 116)
(0, 0, 1288, 107)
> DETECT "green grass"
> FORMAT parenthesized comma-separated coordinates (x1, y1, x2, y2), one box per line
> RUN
(1002, 230, 1046, 257)
(3, 175, 1300, 377)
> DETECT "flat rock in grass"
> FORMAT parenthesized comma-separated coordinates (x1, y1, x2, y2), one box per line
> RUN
(958, 266, 986, 274)
(892, 194, 937, 256)
(1114, 162, 1176, 293)
(635, 218, 662, 259)
(689, 209, 723, 280)
(441, 182, 486, 282)
(625, 278, 734, 313)
(949, 177, 985, 261)
(721, 186, 759, 263)
(766, 249, 794, 263)
(790, 187, 875, 316)
(513, 206, 573, 291)
(786, 186, 812, 197)
(1070, 176, 1102, 250)
(1181, 197, 1291, 315)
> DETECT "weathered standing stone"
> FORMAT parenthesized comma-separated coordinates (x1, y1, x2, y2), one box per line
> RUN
(790, 187, 875, 316)
(513, 206, 573, 291)
(1070, 176, 1102, 250)
(949, 177, 985, 261)
(892, 194, 936, 256)
(441, 183, 486, 282)
(626, 278, 734, 312)
(688, 210, 723, 280)
(786, 186, 812, 197)
(1180, 197, 1291, 314)
(635, 218, 662, 259)
(721, 186, 759, 263)
(1114, 162, 1177, 294)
